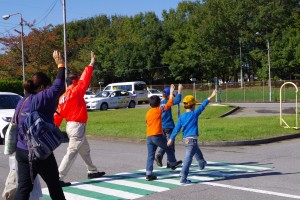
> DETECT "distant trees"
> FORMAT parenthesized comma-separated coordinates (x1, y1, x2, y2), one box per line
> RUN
(1, 0, 299, 85)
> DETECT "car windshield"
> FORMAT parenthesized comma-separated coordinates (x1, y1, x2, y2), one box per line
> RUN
(149, 89, 160, 94)
(85, 91, 94, 95)
(95, 91, 111, 97)
(0, 94, 22, 109)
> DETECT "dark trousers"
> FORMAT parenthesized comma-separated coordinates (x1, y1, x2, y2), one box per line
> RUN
(14, 148, 66, 200)
(156, 128, 175, 160)
(146, 134, 177, 174)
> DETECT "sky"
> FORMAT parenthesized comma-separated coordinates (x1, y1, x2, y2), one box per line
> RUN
(0, 0, 188, 37)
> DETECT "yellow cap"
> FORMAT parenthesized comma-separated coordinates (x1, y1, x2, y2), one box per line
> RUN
(183, 95, 196, 106)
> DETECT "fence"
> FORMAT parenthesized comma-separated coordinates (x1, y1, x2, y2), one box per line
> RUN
(90, 80, 300, 103)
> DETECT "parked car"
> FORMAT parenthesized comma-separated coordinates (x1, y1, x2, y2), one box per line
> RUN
(0, 92, 22, 144)
(147, 88, 162, 99)
(86, 90, 137, 110)
(84, 90, 96, 100)
(103, 81, 148, 104)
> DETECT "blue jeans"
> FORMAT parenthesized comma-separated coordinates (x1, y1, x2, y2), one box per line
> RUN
(156, 128, 175, 160)
(180, 137, 205, 179)
(146, 134, 177, 175)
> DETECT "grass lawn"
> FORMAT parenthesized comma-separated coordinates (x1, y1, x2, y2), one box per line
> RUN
(60, 104, 299, 142)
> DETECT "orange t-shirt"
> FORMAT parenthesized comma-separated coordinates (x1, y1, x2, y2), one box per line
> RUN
(146, 98, 173, 136)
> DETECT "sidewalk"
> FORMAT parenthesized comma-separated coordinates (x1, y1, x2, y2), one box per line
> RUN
(224, 102, 297, 118)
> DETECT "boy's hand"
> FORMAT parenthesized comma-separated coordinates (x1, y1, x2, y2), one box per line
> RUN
(208, 89, 217, 101)
(53, 50, 64, 67)
(167, 139, 173, 147)
(89, 51, 95, 66)
(178, 84, 183, 94)
(169, 84, 175, 97)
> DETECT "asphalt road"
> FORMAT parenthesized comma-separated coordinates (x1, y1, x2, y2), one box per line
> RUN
(1, 102, 299, 199)
(1, 137, 300, 200)
(224, 102, 297, 117)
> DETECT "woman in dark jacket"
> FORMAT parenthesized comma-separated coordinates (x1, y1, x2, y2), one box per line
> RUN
(14, 50, 66, 200)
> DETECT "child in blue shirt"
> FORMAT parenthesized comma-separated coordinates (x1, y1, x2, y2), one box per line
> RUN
(167, 90, 216, 184)
(155, 84, 183, 167)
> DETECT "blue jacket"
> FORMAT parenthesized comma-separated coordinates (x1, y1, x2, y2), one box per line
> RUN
(15, 68, 65, 150)
(170, 99, 210, 140)
(161, 94, 182, 129)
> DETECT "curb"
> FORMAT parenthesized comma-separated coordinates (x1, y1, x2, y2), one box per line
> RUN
(198, 133, 300, 146)
(87, 132, 300, 147)
(219, 106, 240, 118)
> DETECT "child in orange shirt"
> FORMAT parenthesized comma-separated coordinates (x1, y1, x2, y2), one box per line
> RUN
(145, 84, 182, 181)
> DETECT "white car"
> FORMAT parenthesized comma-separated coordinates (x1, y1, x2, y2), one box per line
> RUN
(84, 91, 96, 100)
(148, 89, 162, 99)
(0, 92, 22, 144)
(86, 90, 137, 110)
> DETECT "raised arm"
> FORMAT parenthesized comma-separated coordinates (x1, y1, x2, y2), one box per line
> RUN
(173, 84, 183, 105)
(207, 89, 217, 101)
(194, 89, 217, 116)
(76, 51, 95, 96)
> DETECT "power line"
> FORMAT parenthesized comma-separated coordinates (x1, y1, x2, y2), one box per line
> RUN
(35, 0, 60, 26)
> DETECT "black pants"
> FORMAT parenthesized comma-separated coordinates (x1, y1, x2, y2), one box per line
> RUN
(14, 148, 66, 200)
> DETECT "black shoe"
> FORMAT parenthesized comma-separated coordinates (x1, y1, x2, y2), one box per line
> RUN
(170, 160, 183, 170)
(88, 171, 106, 179)
(59, 181, 71, 187)
(146, 175, 157, 181)
(166, 162, 171, 168)
(155, 155, 163, 167)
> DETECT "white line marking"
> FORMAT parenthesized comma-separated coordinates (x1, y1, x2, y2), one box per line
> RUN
(106, 179, 169, 192)
(82, 176, 168, 192)
(71, 182, 143, 199)
(204, 166, 254, 172)
(204, 162, 271, 171)
(42, 188, 98, 200)
(189, 176, 216, 181)
(229, 165, 271, 171)
(202, 182, 300, 199)
(156, 179, 182, 185)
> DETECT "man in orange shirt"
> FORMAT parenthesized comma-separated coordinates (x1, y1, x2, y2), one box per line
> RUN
(145, 84, 182, 181)
(54, 51, 105, 187)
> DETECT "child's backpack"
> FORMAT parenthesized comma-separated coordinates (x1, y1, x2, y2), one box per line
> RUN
(22, 95, 63, 181)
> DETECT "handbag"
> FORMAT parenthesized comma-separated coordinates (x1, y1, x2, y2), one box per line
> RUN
(2, 156, 42, 200)
(2, 156, 17, 200)
(4, 122, 18, 155)
(4, 97, 29, 155)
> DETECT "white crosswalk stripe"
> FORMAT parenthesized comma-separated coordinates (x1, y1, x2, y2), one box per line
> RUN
(41, 161, 272, 200)
(43, 189, 98, 200)
(71, 182, 144, 199)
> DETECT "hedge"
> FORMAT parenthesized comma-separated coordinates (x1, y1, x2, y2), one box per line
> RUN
(0, 80, 23, 96)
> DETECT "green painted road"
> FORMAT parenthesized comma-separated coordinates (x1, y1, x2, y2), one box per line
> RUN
(42, 161, 271, 200)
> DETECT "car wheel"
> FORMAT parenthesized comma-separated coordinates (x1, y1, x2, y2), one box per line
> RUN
(128, 101, 136, 108)
(100, 103, 108, 110)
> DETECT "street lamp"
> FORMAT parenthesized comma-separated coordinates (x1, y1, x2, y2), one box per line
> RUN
(267, 39, 271, 102)
(239, 38, 243, 88)
(99, 82, 104, 92)
(2, 13, 25, 85)
(256, 32, 271, 102)
(62, 0, 68, 88)
(190, 78, 196, 99)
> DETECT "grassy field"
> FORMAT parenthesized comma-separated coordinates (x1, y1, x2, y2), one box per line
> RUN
(60, 104, 299, 142)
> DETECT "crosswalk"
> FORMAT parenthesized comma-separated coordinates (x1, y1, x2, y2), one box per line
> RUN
(42, 161, 271, 200)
